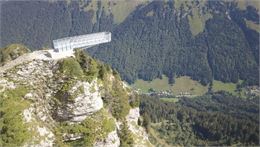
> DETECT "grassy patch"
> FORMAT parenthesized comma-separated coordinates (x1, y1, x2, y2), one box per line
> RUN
(174, 0, 190, 11)
(132, 75, 208, 96)
(245, 20, 260, 32)
(235, 0, 260, 10)
(173, 0, 211, 36)
(0, 86, 31, 146)
(172, 76, 208, 96)
(211, 80, 248, 98)
(188, 7, 212, 36)
(132, 75, 171, 93)
(133, 76, 249, 98)
(111, 0, 148, 24)
(146, 11, 154, 17)
(85, 0, 148, 24)
(212, 80, 237, 95)
(84, 0, 99, 23)
(134, 77, 246, 98)
(160, 98, 179, 103)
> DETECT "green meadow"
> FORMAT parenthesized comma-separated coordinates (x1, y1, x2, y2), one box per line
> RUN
(132, 76, 246, 97)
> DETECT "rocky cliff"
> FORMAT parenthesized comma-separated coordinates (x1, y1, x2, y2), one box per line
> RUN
(0, 45, 151, 147)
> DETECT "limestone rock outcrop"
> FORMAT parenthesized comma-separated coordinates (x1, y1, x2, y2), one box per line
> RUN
(126, 108, 151, 146)
(0, 49, 151, 147)
(57, 80, 103, 122)
(94, 130, 120, 147)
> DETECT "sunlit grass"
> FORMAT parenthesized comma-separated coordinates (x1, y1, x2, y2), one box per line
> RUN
(188, 8, 212, 36)
(245, 20, 260, 33)
(84, 0, 148, 24)
(131, 75, 208, 96)
(235, 0, 260, 11)
(212, 80, 237, 95)
(160, 97, 179, 103)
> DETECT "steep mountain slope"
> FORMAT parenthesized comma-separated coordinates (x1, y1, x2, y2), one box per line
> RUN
(140, 93, 259, 146)
(0, 46, 151, 147)
(1, 0, 259, 86)
(91, 0, 259, 86)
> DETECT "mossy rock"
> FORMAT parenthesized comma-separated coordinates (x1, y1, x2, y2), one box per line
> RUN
(54, 80, 78, 104)
(55, 109, 116, 146)
(0, 44, 31, 65)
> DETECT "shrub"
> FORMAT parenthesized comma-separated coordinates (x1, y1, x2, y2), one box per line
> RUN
(129, 93, 140, 108)
(58, 57, 84, 78)
(54, 80, 78, 103)
(0, 86, 31, 146)
(55, 109, 115, 146)
(110, 81, 131, 120)
(119, 120, 134, 147)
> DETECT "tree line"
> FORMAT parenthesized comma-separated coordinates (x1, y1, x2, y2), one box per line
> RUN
(139, 92, 259, 146)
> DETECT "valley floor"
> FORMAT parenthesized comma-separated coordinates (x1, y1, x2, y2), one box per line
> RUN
(131, 75, 258, 99)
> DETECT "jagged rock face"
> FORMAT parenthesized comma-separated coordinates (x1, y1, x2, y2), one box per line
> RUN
(0, 58, 109, 146)
(1, 59, 58, 146)
(0, 50, 151, 147)
(2, 59, 57, 93)
(57, 79, 103, 122)
(0, 79, 16, 92)
(94, 130, 120, 147)
(126, 108, 151, 146)
(127, 108, 140, 124)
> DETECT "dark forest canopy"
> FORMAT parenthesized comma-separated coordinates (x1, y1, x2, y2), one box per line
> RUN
(139, 92, 259, 146)
(1, 0, 259, 86)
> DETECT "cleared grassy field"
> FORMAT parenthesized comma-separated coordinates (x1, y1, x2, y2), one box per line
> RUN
(111, 0, 148, 24)
(211, 80, 249, 98)
(85, 0, 148, 24)
(174, 0, 211, 36)
(160, 98, 179, 103)
(132, 75, 172, 92)
(172, 76, 208, 96)
(212, 80, 237, 95)
(188, 7, 212, 36)
(246, 20, 260, 33)
(131, 76, 248, 98)
(236, 0, 260, 10)
(131, 75, 208, 96)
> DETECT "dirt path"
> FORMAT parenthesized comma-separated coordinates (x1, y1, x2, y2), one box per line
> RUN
(0, 50, 52, 74)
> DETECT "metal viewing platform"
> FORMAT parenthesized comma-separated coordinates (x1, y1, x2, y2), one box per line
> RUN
(53, 32, 111, 52)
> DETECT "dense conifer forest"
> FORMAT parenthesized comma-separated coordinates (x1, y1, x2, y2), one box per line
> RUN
(1, 0, 259, 86)
(0, 1, 259, 146)
(140, 92, 259, 146)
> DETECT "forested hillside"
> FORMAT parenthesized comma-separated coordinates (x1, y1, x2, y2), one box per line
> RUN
(92, 0, 259, 86)
(140, 92, 259, 146)
(1, 0, 259, 86)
